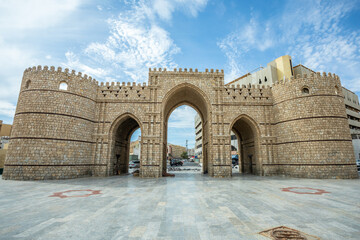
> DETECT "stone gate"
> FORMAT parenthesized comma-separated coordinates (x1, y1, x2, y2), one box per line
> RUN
(2, 66, 359, 180)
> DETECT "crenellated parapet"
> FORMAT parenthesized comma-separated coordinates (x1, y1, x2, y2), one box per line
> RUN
(22, 65, 99, 101)
(148, 67, 225, 87)
(272, 72, 342, 104)
(98, 81, 150, 101)
(223, 84, 272, 103)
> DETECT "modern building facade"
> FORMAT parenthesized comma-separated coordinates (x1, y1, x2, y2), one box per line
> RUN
(2, 64, 358, 180)
(194, 114, 202, 160)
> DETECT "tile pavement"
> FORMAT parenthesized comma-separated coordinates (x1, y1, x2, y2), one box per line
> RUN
(0, 173, 359, 239)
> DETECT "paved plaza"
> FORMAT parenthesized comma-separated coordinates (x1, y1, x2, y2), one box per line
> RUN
(0, 173, 359, 240)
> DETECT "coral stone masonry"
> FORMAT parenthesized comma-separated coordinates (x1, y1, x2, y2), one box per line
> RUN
(2, 65, 358, 180)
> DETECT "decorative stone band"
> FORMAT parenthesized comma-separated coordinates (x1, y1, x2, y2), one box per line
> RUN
(273, 94, 343, 105)
(263, 115, 348, 125)
(272, 139, 352, 145)
(5, 164, 107, 166)
(10, 137, 97, 144)
(21, 89, 96, 102)
(16, 112, 96, 123)
(262, 163, 356, 166)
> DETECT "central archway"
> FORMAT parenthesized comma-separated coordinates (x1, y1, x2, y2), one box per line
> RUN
(161, 83, 211, 175)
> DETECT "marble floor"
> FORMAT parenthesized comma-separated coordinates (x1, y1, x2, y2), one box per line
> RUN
(0, 173, 359, 239)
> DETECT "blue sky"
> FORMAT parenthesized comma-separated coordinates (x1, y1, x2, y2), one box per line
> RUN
(1, 0, 360, 148)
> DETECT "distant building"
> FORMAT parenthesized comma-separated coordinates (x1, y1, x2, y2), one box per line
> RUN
(0, 121, 12, 137)
(194, 114, 202, 160)
(167, 144, 187, 159)
(227, 55, 294, 87)
(130, 136, 141, 160)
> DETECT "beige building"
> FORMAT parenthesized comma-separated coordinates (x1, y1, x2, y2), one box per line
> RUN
(0, 121, 12, 137)
(2, 64, 358, 180)
(167, 144, 187, 159)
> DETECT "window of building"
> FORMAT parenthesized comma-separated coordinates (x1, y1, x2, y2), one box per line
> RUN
(264, 76, 267, 82)
(25, 80, 31, 89)
(259, 79, 262, 84)
(302, 87, 309, 94)
(59, 81, 68, 91)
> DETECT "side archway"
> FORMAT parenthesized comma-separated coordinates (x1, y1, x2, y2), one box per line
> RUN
(230, 114, 262, 175)
(161, 83, 212, 175)
(108, 113, 142, 176)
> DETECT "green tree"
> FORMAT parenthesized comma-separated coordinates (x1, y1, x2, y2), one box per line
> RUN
(181, 151, 188, 159)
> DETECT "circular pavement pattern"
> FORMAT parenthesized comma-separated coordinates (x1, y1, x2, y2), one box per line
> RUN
(49, 189, 101, 198)
(281, 187, 330, 195)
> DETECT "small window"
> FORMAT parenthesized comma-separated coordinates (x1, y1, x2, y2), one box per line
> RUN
(259, 79, 262, 84)
(302, 87, 309, 94)
(335, 86, 339, 94)
(25, 80, 31, 89)
(59, 81, 68, 90)
(264, 76, 267, 82)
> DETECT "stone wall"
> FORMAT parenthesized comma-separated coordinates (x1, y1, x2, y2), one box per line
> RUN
(2, 66, 358, 180)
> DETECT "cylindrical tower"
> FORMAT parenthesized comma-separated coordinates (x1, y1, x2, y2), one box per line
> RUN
(3, 66, 98, 180)
(271, 72, 358, 178)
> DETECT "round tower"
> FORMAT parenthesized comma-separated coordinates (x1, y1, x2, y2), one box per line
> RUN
(271, 72, 358, 178)
(3, 66, 98, 180)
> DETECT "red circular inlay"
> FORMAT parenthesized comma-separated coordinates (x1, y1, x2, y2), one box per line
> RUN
(49, 189, 101, 198)
(281, 187, 330, 195)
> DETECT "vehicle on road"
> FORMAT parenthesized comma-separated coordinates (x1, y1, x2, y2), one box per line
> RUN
(356, 159, 360, 171)
(232, 155, 239, 167)
(170, 159, 183, 166)
(129, 160, 140, 168)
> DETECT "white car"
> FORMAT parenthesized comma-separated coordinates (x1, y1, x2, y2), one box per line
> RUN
(356, 159, 360, 171)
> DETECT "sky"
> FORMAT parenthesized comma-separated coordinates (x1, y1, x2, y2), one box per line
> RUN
(1, 0, 360, 148)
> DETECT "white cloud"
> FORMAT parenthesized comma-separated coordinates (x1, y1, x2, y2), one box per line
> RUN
(62, 51, 110, 80)
(168, 105, 197, 128)
(0, 1, 82, 122)
(153, 0, 208, 20)
(217, 17, 274, 82)
(0, 101, 16, 118)
(0, 0, 81, 30)
(63, 0, 208, 83)
(218, 0, 360, 91)
(64, 0, 187, 83)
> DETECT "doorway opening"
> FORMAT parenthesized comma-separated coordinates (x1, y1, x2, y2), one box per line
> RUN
(230, 116, 260, 176)
(161, 83, 210, 176)
(166, 105, 200, 174)
(109, 114, 141, 176)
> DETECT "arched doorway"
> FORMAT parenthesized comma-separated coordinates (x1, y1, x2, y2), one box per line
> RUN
(230, 115, 261, 175)
(108, 114, 142, 176)
(161, 83, 211, 175)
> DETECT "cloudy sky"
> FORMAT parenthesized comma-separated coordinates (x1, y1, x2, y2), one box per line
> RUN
(1, 0, 360, 148)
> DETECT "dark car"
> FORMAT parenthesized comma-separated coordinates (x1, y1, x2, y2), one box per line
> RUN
(170, 159, 183, 166)
(232, 155, 239, 167)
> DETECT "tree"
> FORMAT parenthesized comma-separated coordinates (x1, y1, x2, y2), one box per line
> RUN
(181, 151, 188, 159)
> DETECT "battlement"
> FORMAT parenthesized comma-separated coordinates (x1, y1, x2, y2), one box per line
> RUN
(24, 65, 99, 85)
(273, 71, 340, 86)
(224, 83, 272, 102)
(149, 67, 224, 75)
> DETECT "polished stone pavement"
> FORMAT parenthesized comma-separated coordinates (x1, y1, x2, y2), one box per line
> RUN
(0, 173, 359, 240)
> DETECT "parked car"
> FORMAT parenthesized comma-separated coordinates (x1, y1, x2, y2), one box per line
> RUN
(129, 160, 140, 168)
(356, 159, 360, 171)
(170, 159, 183, 166)
(232, 155, 239, 167)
